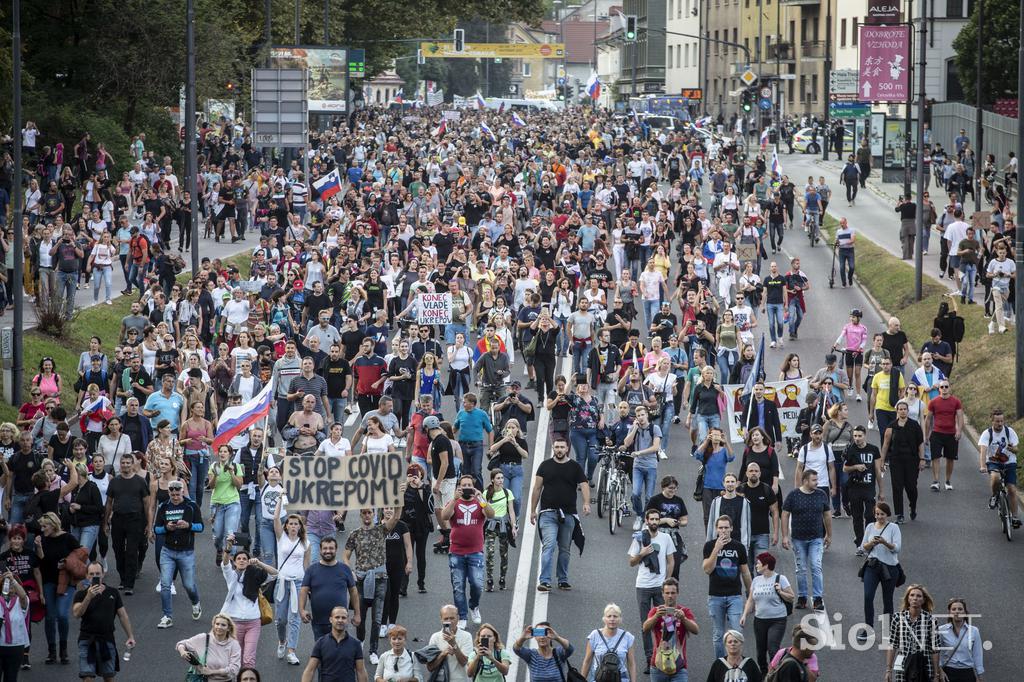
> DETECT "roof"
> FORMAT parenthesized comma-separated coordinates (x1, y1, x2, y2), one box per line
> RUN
(540, 18, 610, 64)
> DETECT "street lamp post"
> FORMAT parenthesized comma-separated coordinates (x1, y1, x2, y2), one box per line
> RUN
(1015, 0, 1024, 418)
(974, 0, 984, 213)
(10, 0, 23, 405)
(186, 0, 199, 273)
(903, 0, 914, 198)
(913, 0, 928, 301)
(822, 1, 832, 161)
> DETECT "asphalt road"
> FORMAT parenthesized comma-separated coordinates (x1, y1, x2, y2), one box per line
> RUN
(35, 169, 1022, 681)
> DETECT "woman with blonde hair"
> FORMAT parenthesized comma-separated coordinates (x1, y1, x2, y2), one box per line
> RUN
(468, 623, 512, 682)
(174, 613, 242, 682)
(581, 604, 637, 682)
(416, 352, 443, 409)
(0, 423, 19, 462)
(886, 584, 940, 682)
(37, 511, 81, 664)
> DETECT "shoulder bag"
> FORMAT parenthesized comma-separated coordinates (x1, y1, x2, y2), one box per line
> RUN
(183, 633, 210, 682)
(775, 573, 793, 616)
(692, 464, 705, 502)
(553, 648, 588, 682)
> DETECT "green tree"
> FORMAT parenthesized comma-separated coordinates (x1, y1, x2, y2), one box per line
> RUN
(952, 0, 1020, 104)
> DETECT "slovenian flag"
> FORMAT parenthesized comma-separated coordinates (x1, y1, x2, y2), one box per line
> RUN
(212, 379, 275, 451)
(511, 112, 526, 128)
(498, 101, 506, 114)
(394, 88, 404, 104)
(313, 168, 342, 201)
(480, 121, 496, 142)
(771, 150, 783, 177)
(759, 128, 769, 148)
(586, 72, 602, 101)
(475, 92, 487, 109)
(433, 118, 448, 137)
(632, 109, 641, 126)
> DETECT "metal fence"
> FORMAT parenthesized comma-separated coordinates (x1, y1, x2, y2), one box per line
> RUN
(931, 101, 1019, 167)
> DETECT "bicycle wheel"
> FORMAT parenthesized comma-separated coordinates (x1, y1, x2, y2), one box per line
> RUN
(608, 481, 618, 535)
(614, 473, 626, 529)
(596, 464, 608, 519)
(1000, 492, 1013, 542)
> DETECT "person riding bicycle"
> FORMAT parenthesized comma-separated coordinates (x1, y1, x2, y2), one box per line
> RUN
(473, 341, 511, 416)
(978, 408, 1020, 528)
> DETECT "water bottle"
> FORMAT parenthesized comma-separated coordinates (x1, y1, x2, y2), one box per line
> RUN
(123, 643, 133, 662)
(2, 579, 9, 597)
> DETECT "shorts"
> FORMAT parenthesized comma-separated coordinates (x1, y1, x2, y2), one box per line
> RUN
(438, 477, 457, 508)
(929, 432, 958, 460)
(987, 461, 1017, 486)
(844, 350, 864, 367)
(78, 640, 118, 678)
(949, 255, 962, 270)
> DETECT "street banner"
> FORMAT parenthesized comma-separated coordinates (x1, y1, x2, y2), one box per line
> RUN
(421, 42, 565, 59)
(858, 26, 910, 102)
(722, 378, 810, 446)
(416, 292, 453, 325)
(283, 452, 405, 512)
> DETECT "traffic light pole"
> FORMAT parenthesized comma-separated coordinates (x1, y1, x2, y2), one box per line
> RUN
(821, 4, 832, 161)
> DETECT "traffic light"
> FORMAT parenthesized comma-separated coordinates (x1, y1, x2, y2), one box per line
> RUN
(740, 87, 753, 112)
(624, 15, 637, 41)
(225, 81, 236, 94)
(454, 28, 465, 52)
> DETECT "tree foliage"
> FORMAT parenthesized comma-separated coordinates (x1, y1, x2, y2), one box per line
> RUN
(951, 0, 1020, 103)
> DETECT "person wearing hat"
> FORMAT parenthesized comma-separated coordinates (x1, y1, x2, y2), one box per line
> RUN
(809, 353, 848, 413)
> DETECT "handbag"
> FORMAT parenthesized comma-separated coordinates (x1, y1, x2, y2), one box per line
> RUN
(523, 334, 538, 360)
(692, 464, 705, 502)
(183, 633, 209, 682)
(649, 374, 670, 419)
(257, 589, 274, 626)
(554, 648, 588, 682)
(775, 573, 793, 616)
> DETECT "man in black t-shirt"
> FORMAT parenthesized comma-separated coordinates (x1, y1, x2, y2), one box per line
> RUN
(739, 462, 778, 574)
(530, 439, 590, 591)
(843, 426, 883, 550)
(701, 515, 751, 659)
(104, 453, 152, 593)
(320, 343, 352, 427)
(72, 562, 136, 680)
(426, 416, 456, 552)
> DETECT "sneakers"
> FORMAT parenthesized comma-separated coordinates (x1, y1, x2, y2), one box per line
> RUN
(1013, 518, 1022, 529)
(930, 482, 940, 492)
(277, 643, 287, 659)
(812, 597, 824, 611)
(369, 652, 380, 666)
(794, 597, 807, 610)
(855, 393, 863, 402)
(157, 616, 173, 629)
(769, 341, 776, 349)
(286, 652, 300, 665)
(457, 619, 467, 630)
(945, 482, 953, 491)
(855, 548, 865, 557)
(192, 603, 202, 620)
(469, 608, 482, 625)
(537, 582, 551, 592)
(379, 624, 389, 637)
(989, 495, 998, 509)
(156, 581, 177, 595)
(632, 518, 642, 531)
(558, 582, 572, 591)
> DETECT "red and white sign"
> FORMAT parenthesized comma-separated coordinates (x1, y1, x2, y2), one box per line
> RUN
(858, 25, 910, 103)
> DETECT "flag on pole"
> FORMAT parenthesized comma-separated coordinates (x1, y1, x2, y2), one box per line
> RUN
(771, 150, 783, 177)
(432, 118, 448, 137)
(480, 121, 496, 142)
(475, 92, 487, 109)
(213, 379, 275, 451)
(497, 100, 506, 114)
(631, 109, 641, 126)
(759, 128, 769, 148)
(740, 334, 766, 427)
(393, 88, 404, 104)
(511, 112, 526, 128)
(586, 72, 602, 101)
(312, 168, 343, 200)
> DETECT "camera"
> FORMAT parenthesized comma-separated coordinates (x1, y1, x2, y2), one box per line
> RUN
(229, 532, 252, 549)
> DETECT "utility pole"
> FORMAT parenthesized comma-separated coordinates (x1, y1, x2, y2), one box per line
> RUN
(903, 0, 914, 198)
(10, 0, 23, 405)
(974, 0, 984, 213)
(775, 2, 782, 137)
(324, 0, 329, 43)
(913, 0, 928, 301)
(1015, 0, 1024, 418)
(484, 21, 490, 99)
(822, 1, 832, 161)
(294, 0, 301, 44)
(703, 0, 710, 113)
(186, 0, 199, 273)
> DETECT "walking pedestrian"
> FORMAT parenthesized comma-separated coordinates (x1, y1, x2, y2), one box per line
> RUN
(844, 426, 884, 553)
(300, 606, 366, 682)
(938, 598, 985, 681)
(103, 452, 151, 595)
(885, 585, 940, 682)
(628, 508, 677, 672)
(740, 552, 793, 674)
(701, 516, 751, 659)
(859, 502, 902, 644)
(580, 604, 638, 682)
(174, 614, 242, 682)
(440, 475, 493, 629)
(482, 469, 515, 592)
(780, 470, 831, 611)
(220, 543, 277, 670)
(153, 479, 203, 628)
(272, 513, 310, 666)
(879, 400, 926, 523)
(530, 438, 590, 593)
(299, 535, 358, 641)
(71, 562, 137, 682)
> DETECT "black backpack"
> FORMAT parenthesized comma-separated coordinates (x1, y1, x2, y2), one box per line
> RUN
(594, 631, 626, 682)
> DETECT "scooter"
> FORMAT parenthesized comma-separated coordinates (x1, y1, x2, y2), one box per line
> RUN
(828, 239, 838, 288)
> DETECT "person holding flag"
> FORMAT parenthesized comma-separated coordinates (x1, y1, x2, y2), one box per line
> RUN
(475, 91, 487, 109)
(312, 168, 342, 203)
(213, 379, 276, 453)
(586, 72, 602, 102)
(511, 112, 526, 128)
(480, 121, 496, 142)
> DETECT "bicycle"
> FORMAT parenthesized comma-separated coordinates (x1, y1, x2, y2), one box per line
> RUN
(990, 465, 1014, 542)
(596, 446, 632, 534)
(804, 211, 821, 247)
(478, 381, 507, 420)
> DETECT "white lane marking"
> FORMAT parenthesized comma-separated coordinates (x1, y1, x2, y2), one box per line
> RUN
(506, 355, 569, 681)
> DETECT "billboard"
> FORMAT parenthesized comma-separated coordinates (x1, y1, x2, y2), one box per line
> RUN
(270, 46, 348, 112)
(858, 26, 910, 102)
(420, 42, 566, 59)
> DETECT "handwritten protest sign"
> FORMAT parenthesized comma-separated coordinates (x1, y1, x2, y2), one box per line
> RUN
(416, 292, 453, 325)
(722, 379, 810, 452)
(283, 452, 405, 511)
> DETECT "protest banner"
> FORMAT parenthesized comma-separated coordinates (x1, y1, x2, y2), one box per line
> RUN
(416, 292, 453, 325)
(722, 378, 810, 452)
(283, 452, 405, 512)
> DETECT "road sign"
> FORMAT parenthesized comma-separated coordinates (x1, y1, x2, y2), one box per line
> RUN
(830, 91, 858, 102)
(557, 77, 566, 86)
(759, 98, 772, 111)
(420, 42, 565, 59)
(739, 69, 758, 86)
(829, 69, 858, 95)
(778, 74, 796, 80)
(759, 86, 772, 99)
(858, 25, 910, 102)
(829, 101, 872, 119)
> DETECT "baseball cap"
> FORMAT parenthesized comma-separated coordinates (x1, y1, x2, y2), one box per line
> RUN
(422, 415, 441, 430)
(810, 424, 824, 434)
(510, 380, 522, 389)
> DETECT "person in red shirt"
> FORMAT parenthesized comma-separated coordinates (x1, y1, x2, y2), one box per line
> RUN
(440, 474, 495, 628)
(352, 337, 387, 416)
(407, 394, 437, 474)
(923, 380, 964, 492)
(641, 578, 699, 680)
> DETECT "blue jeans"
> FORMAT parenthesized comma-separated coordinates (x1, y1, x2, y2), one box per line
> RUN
(832, 469, 849, 514)
(839, 249, 855, 286)
(460, 441, 485, 488)
(786, 299, 804, 336)
(57, 270, 78, 318)
(572, 341, 593, 376)
(92, 265, 113, 303)
(500, 463, 524, 519)
(160, 548, 201, 617)
(656, 403, 675, 452)
(71, 525, 100, 555)
(9, 492, 32, 524)
(43, 582, 74, 650)
(861, 560, 896, 628)
(632, 464, 659, 516)
(330, 397, 348, 427)
(569, 427, 599, 481)
(211, 501, 241, 554)
(274, 578, 302, 649)
(651, 668, 689, 682)
(694, 413, 721, 446)
(445, 322, 468, 345)
(78, 640, 117, 678)
(538, 511, 575, 586)
(259, 518, 278, 566)
(766, 303, 784, 343)
(643, 299, 660, 331)
(707, 594, 743, 659)
(448, 552, 484, 620)
(556, 318, 570, 355)
(185, 451, 210, 509)
(748, 533, 771, 575)
(716, 348, 738, 381)
(238, 493, 262, 555)
(960, 263, 977, 300)
(792, 537, 825, 599)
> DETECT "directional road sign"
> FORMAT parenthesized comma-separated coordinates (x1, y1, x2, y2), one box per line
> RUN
(829, 69, 858, 95)
(829, 101, 872, 119)
(858, 25, 910, 102)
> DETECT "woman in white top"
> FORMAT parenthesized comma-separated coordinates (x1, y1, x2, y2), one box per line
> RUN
(493, 316, 515, 365)
(446, 332, 474, 409)
(303, 250, 326, 290)
(740, 551, 795, 673)
(272, 512, 310, 665)
(0, 567, 32, 662)
(87, 231, 117, 304)
(316, 423, 352, 458)
(24, 179, 42, 223)
(229, 331, 258, 373)
(97, 416, 133, 472)
(361, 415, 396, 455)
(220, 544, 277, 670)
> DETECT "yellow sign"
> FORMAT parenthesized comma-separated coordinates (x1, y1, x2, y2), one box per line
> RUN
(420, 42, 566, 59)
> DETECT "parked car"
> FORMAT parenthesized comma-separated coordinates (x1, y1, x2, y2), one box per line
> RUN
(792, 126, 855, 154)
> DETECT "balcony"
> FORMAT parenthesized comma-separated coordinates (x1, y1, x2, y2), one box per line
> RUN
(765, 41, 795, 61)
(799, 40, 828, 59)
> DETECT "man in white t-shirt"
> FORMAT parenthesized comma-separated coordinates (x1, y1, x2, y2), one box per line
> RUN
(794, 424, 837, 500)
(942, 208, 970, 284)
(712, 240, 741, 303)
(978, 409, 1020, 526)
(628, 507, 676, 668)
(729, 293, 758, 346)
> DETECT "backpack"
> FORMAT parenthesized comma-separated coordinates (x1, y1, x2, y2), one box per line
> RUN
(594, 631, 626, 682)
(950, 315, 965, 344)
(764, 652, 807, 682)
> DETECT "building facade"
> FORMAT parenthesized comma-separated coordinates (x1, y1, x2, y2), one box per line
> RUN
(665, 0, 702, 93)
(620, 0, 668, 95)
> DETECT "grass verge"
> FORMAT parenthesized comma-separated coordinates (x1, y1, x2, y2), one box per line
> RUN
(0, 253, 250, 424)
(821, 215, 1022, 436)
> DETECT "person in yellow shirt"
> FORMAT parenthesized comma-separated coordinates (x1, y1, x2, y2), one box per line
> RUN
(868, 357, 906, 436)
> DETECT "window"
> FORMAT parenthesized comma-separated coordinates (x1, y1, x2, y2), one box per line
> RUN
(669, 0, 674, 20)
(799, 75, 806, 102)
(811, 74, 818, 101)
(684, 44, 689, 67)
(946, 0, 964, 18)
(522, 62, 532, 77)
(853, 18, 858, 46)
(732, 28, 738, 53)
(714, 30, 719, 55)
(840, 19, 846, 47)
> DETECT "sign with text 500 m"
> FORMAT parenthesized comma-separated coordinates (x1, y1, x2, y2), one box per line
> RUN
(858, 25, 910, 103)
